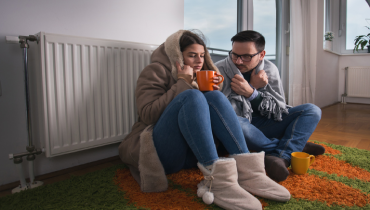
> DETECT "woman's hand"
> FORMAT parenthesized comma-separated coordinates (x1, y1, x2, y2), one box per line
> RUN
(212, 72, 222, 90)
(176, 61, 194, 84)
(176, 61, 193, 76)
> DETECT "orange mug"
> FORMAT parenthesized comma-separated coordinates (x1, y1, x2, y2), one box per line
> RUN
(196, 70, 224, 91)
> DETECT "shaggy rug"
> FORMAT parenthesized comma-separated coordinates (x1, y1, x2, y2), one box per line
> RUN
(1, 140, 370, 210)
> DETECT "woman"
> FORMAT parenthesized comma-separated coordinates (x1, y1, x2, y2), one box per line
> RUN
(118, 30, 290, 210)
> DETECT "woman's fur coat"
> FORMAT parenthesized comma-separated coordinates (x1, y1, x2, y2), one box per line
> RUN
(118, 30, 221, 192)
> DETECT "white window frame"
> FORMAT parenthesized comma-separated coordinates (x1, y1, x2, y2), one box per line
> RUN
(238, 0, 289, 99)
(210, 0, 289, 68)
(237, 0, 253, 31)
(327, 0, 369, 54)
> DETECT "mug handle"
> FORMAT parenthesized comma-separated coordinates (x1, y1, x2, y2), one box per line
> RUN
(308, 155, 315, 166)
(215, 74, 224, 85)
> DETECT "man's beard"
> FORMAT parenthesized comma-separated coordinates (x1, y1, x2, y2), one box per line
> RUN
(236, 61, 261, 73)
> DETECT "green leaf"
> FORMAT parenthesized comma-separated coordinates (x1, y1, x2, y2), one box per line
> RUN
(353, 26, 370, 52)
(360, 41, 367, 50)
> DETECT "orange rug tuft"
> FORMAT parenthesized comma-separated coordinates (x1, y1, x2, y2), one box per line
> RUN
(114, 142, 370, 209)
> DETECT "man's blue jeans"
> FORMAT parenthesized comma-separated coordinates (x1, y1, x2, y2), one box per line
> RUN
(153, 89, 249, 174)
(238, 103, 321, 163)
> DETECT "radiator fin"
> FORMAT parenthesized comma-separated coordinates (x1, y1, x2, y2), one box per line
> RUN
(34, 33, 157, 157)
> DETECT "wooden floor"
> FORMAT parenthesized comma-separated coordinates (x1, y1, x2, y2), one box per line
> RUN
(310, 103, 370, 151)
(1, 102, 369, 198)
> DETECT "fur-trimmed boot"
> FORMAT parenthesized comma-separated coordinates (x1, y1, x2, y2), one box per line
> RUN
(197, 158, 262, 210)
(230, 152, 291, 202)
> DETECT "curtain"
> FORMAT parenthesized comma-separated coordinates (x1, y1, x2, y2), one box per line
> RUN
(288, 0, 318, 106)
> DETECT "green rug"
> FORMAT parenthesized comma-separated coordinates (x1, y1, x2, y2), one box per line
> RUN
(1, 141, 370, 210)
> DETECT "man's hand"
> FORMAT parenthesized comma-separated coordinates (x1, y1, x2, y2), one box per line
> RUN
(231, 74, 254, 97)
(250, 69, 268, 89)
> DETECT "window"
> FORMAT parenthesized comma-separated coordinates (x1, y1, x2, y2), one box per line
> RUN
(345, 0, 370, 50)
(183, 0, 287, 93)
(184, 0, 237, 54)
(325, 0, 370, 54)
(253, 0, 277, 60)
(184, 0, 281, 62)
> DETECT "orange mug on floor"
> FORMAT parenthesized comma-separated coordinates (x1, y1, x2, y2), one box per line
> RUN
(291, 152, 315, 175)
(196, 70, 224, 91)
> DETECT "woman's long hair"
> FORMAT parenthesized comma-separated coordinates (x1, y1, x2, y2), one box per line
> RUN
(179, 30, 207, 52)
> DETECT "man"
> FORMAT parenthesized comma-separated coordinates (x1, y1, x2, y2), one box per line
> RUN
(215, 30, 325, 182)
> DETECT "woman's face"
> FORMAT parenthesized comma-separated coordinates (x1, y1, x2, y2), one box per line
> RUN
(182, 44, 205, 72)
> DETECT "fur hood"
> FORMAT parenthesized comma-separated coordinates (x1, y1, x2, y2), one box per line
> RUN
(162, 30, 223, 90)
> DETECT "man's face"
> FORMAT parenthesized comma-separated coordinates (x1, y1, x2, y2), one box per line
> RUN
(231, 41, 265, 73)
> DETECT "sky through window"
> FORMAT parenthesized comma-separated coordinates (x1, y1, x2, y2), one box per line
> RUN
(184, 0, 276, 59)
(184, 0, 237, 52)
(346, 0, 370, 50)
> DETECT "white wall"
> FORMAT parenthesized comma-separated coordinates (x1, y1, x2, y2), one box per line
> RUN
(315, 0, 370, 108)
(328, 0, 370, 105)
(315, 0, 340, 108)
(315, 51, 340, 108)
(0, 0, 184, 186)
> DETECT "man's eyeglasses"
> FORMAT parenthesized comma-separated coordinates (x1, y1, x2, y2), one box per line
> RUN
(229, 51, 261, 62)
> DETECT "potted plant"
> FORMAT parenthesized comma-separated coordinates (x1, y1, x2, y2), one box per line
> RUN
(324, 31, 334, 51)
(353, 26, 370, 53)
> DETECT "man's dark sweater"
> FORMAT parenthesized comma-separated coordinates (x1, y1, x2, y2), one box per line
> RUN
(242, 71, 262, 117)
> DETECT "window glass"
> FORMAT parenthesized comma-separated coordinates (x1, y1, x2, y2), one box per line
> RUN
(346, 0, 370, 50)
(184, 0, 237, 54)
(253, 0, 276, 60)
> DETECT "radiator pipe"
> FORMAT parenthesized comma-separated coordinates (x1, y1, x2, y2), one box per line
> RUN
(27, 155, 35, 184)
(11, 157, 28, 194)
(9, 148, 43, 160)
(341, 67, 348, 104)
(20, 36, 35, 152)
(23, 47, 33, 149)
(27, 157, 44, 189)
(20, 35, 44, 190)
(7, 35, 44, 193)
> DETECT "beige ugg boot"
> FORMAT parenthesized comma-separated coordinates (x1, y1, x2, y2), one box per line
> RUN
(230, 152, 291, 202)
(197, 158, 262, 210)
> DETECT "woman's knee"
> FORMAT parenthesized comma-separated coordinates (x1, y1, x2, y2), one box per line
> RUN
(203, 90, 227, 103)
(178, 89, 207, 104)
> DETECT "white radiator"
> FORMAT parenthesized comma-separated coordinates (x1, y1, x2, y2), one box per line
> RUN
(28, 32, 157, 157)
(342, 66, 370, 103)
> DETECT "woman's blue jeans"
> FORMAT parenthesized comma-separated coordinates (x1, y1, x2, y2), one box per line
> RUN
(238, 103, 321, 163)
(153, 89, 249, 174)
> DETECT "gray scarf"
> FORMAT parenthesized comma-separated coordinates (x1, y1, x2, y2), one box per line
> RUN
(216, 56, 290, 122)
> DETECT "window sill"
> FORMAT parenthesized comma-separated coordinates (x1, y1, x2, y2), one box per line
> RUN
(323, 49, 341, 55)
(323, 49, 370, 56)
